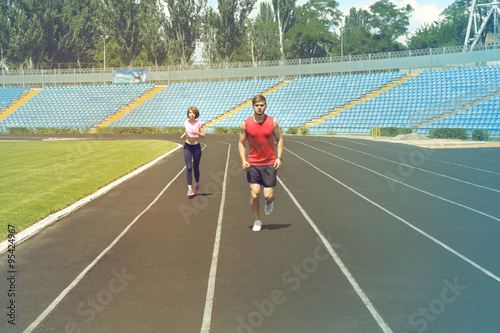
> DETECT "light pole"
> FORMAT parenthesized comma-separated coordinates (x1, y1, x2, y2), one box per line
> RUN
(101, 35, 109, 71)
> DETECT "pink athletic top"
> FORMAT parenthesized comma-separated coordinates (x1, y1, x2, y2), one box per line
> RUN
(244, 115, 276, 165)
(184, 120, 203, 138)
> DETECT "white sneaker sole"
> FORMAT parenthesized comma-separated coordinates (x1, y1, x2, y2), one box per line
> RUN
(252, 221, 262, 231)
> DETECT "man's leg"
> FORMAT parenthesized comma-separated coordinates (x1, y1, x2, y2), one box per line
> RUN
(263, 187, 275, 215)
(250, 183, 261, 221)
(263, 187, 275, 205)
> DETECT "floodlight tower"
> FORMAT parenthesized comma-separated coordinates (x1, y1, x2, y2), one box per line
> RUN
(464, 0, 500, 52)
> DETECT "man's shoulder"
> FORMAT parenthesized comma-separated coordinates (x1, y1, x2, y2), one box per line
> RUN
(265, 115, 275, 122)
(243, 116, 254, 126)
(266, 115, 277, 126)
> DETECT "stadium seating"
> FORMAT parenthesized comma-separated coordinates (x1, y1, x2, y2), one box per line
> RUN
(0, 86, 29, 109)
(215, 72, 406, 130)
(110, 79, 283, 128)
(0, 84, 153, 130)
(311, 65, 500, 135)
(424, 94, 500, 134)
(0, 65, 499, 136)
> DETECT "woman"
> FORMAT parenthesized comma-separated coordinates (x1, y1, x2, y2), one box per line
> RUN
(180, 106, 205, 197)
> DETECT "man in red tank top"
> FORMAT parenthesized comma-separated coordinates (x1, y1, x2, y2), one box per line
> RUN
(238, 94, 283, 231)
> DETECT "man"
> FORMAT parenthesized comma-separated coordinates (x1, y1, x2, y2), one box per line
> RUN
(239, 94, 283, 231)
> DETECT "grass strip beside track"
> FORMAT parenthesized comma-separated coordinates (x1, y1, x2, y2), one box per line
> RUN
(0, 140, 177, 241)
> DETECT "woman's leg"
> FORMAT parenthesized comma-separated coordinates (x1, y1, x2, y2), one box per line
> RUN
(192, 144, 202, 183)
(183, 145, 194, 188)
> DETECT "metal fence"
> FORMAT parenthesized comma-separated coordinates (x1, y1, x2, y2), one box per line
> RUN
(2, 43, 500, 88)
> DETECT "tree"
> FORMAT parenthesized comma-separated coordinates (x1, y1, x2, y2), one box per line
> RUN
(101, 0, 157, 67)
(407, 0, 470, 50)
(271, 0, 296, 61)
(213, 0, 256, 63)
(248, 2, 280, 63)
(368, 0, 412, 52)
(286, 0, 341, 58)
(56, 0, 101, 66)
(7, 0, 59, 68)
(0, 0, 12, 70)
(445, 0, 481, 46)
(200, 6, 218, 64)
(407, 22, 444, 50)
(142, 1, 170, 66)
(164, 0, 205, 65)
(342, 7, 375, 55)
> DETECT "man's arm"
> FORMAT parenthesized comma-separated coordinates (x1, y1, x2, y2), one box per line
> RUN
(273, 118, 283, 170)
(238, 121, 250, 170)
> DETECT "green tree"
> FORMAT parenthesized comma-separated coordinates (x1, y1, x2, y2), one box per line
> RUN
(164, 0, 205, 65)
(407, 0, 469, 50)
(8, 0, 59, 68)
(142, 0, 170, 66)
(286, 0, 341, 58)
(369, 0, 412, 52)
(342, 7, 375, 55)
(56, 0, 101, 66)
(271, 0, 296, 61)
(200, 6, 218, 64)
(446, 0, 480, 46)
(0, 0, 12, 70)
(213, 0, 256, 63)
(232, 20, 253, 63)
(248, 2, 280, 63)
(101, 0, 156, 67)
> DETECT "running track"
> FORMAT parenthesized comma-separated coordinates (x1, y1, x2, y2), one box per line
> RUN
(1, 134, 500, 333)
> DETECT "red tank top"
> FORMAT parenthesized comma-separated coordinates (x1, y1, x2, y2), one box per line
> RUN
(244, 115, 276, 165)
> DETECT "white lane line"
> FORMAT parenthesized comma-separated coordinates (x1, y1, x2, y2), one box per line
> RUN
(308, 139, 500, 193)
(24, 166, 187, 333)
(286, 147, 500, 283)
(278, 176, 394, 333)
(328, 137, 500, 175)
(0, 144, 183, 255)
(295, 142, 500, 223)
(200, 143, 231, 333)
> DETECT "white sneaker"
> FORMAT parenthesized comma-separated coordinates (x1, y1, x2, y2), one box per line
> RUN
(265, 201, 274, 216)
(252, 220, 262, 231)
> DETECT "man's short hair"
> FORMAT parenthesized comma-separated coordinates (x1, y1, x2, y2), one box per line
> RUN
(252, 94, 266, 105)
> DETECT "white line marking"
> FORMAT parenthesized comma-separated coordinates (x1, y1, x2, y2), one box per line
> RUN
(308, 139, 500, 193)
(323, 137, 500, 175)
(200, 144, 231, 333)
(23, 167, 187, 333)
(295, 142, 500, 223)
(278, 177, 394, 333)
(286, 147, 500, 283)
(0, 144, 183, 254)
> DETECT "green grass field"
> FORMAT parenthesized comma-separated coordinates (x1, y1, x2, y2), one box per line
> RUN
(0, 140, 178, 241)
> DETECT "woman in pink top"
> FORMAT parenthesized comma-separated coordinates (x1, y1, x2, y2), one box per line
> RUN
(180, 106, 205, 197)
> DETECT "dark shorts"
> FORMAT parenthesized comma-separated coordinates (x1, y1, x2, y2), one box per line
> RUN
(247, 165, 277, 187)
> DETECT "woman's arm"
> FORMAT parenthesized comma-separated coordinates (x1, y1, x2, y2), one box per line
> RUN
(196, 124, 206, 138)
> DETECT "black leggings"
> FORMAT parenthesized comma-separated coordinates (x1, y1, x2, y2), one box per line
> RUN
(183, 143, 202, 186)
